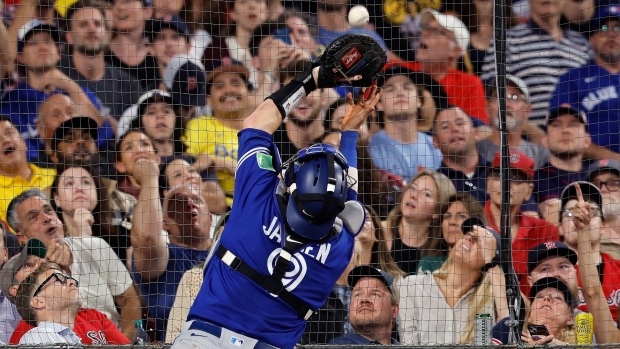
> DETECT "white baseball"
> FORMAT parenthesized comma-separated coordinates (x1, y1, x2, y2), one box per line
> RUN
(348, 5, 369, 27)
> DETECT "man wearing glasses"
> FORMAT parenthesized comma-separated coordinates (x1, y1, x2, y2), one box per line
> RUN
(558, 181, 620, 321)
(586, 159, 620, 260)
(13, 262, 82, 344)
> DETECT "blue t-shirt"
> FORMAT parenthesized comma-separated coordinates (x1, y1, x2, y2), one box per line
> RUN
(329, 332, 399, 345)
(187, 129, 358, 349)
(369, 130, 442, 183)
(534, 161, 590, 204)
(132, 243, 209, 342)
(550, 60, 620, 153)
(0, 83, 103, 160)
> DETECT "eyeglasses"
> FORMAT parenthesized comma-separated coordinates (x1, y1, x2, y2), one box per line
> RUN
(593, 179, 620, 192)
(562, 206, 602, 220)
(32, 272, 79, 298)
(600, 24, 620, 33)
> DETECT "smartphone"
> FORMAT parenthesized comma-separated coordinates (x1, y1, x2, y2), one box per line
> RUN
(527, 324, 550, 341)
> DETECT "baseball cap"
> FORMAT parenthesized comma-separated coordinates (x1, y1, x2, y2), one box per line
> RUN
(136, 89, 175, 116)
(0, 239, 47, 303)
(206, 58, 252, 94)
(592, 4, 620, 30)
(491, 150, 535, 180)
(419, 9, 470, 54)
(586, 159, 620, 182)
(52, 116, 99, 152)
(485, 74, 530, 103)
(528, 241, 578, 274)
(17, 19, 61, 53)
(530, 276, 576, 310)
(147, 15, 190, 43)
(545, 104, 588, 132)
(348, 265, 396, 294)
(559, 181, 604, 221)
(163, 55, 207, 108)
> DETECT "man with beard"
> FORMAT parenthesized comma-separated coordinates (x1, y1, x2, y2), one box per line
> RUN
(273, 60, 326, 163)
(183, 59, 252, 207)
(478, 75, 549, 170)
(550, 5, 620, 158)
(534, 105, 591, 225)
(369, 66, 442, 183)
(61, 0, 146, 121)
(147, 16, 191, 84)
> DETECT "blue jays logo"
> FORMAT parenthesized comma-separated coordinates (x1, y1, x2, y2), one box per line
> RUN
(267, 249, 308, 292)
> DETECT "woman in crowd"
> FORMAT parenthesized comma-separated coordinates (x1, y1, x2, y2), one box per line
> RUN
(115, 129, 160, 198)
(386, 169, 456, 274)
(418, 193, 488, 273)
(51, 165, 135, 264)
(399, 225, 504, 344)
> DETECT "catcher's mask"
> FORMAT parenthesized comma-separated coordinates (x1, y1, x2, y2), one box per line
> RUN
(283, 143, 349, 240)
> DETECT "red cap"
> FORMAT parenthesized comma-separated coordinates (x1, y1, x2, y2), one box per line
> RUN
(491, 150, 534, 180)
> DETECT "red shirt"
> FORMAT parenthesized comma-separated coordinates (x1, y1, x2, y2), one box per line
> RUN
(10, 308, 131, 345)
(484, 201, 560, 294)
(575, 252, 620, 322)
(385, 61, 489, 124)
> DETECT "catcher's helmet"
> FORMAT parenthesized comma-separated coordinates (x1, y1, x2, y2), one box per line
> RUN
(284, 143, 349, 240)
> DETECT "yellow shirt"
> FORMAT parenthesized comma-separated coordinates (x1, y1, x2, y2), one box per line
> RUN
(183, 116, 239, 206)
(0, 164, 56, 223)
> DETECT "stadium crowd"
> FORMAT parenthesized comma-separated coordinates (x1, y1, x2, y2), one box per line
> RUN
(0, 0, 620, 345)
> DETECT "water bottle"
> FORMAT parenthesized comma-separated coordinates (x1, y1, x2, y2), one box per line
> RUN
(132, 319, 151, 344)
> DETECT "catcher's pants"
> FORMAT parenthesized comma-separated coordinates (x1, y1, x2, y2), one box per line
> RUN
(170, 320, 279, 349)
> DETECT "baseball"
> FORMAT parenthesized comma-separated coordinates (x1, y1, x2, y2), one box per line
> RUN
(348, 5, 369, 27)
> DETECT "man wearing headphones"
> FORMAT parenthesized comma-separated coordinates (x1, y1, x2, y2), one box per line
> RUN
(171, 37, 384, 349)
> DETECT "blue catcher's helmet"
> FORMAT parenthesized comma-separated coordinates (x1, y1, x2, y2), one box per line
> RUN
(284, 143, 349, 240)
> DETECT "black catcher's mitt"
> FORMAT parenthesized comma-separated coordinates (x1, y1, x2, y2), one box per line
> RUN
(315, 34, 387, 88)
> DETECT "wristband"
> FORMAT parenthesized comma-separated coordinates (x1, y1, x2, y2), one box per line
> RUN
(266, 65, 317, 119)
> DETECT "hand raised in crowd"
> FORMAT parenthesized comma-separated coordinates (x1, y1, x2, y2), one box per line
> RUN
(259, 37, 310, 75)
(570, 182, 592, 231)
(132, 157, 161, 186)
(341, 85, 383, 132)
(471, 225, 497, 265)
(45, 237, 73, 270)
(28, 68, 72, 92)
(73, 207, 94, 237)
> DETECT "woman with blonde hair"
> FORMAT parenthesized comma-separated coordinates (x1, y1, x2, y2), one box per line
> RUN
(386, 169, 456, 274)
(399, 225, 506, 344)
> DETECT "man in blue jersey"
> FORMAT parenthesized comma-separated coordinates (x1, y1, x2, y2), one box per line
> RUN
(171, 48, 384, 349)
(550, 4, 620, 159)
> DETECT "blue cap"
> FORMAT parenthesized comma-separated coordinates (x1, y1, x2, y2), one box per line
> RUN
(592, 4, 620, 29)
(17, 19, 61, 53)
(348, 266, 395, 293)
(147, 15, 190, 42)
(163, 55, 207, 107)
(528, 241, 578, 273)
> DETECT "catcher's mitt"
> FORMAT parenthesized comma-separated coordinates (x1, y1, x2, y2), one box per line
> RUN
(315, 34, 387, 88)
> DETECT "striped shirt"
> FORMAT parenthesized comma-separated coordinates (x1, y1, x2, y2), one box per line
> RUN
(481, 19, 592, 124)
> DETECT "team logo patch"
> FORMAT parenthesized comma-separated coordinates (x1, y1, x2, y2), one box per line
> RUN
(257, 153, 275, 172)
(510, 153, 520, 164)
(544, 241, 557, 250)
(230, 337, 244, 347)
(341, 48, 362, 68)
(186, 77, 197, 92)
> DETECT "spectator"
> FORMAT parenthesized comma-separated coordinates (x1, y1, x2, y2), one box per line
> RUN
(485, 150, 560, 288)
(369, 66, 443, 183)
(550, 5, 620, 157)
(0, 224, 18, 344)
(329, 266, 400, 345)
(147, 16, 191, 82)
(395, 9, 488, 124)
(62, 0, 146, 121)
(434, 106, 489, 203)
(586, 159, 620, 259)
(131, 153, 212, 341)
(480, 0, 592, 125)
(0, 241, 131, 344)
(7, 189, 141, 339)
(183, 59, 252, 207)
(273, 60, 327, 163)
(418, 193, 488, 273)
(162, 55, 208, 122)
(277, 11, 321, 59)
(478, 75, 549, 170)
(1, 20, 103, 160)
(560, 0, 596, 36)
(399, 224, 503, 344)
(559, 181, 620, 321)
(14, 262, 83, 344)
(535, 105, 591, 225)
(356, 144, 398, 220)
(50, 165, 134, 265)
(115, 129, 160, 198)
(107, 0, 159, 89)
(386, 169, 456, 274)
(0, 116, 56, 224)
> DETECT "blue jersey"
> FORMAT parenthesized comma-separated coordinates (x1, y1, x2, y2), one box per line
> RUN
(550, 60, 620, 152)
(187, 129, 358, 349)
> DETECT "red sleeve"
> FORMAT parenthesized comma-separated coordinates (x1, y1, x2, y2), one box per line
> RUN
(9, 320, 33, 344)
(449, 72, 488, 124)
